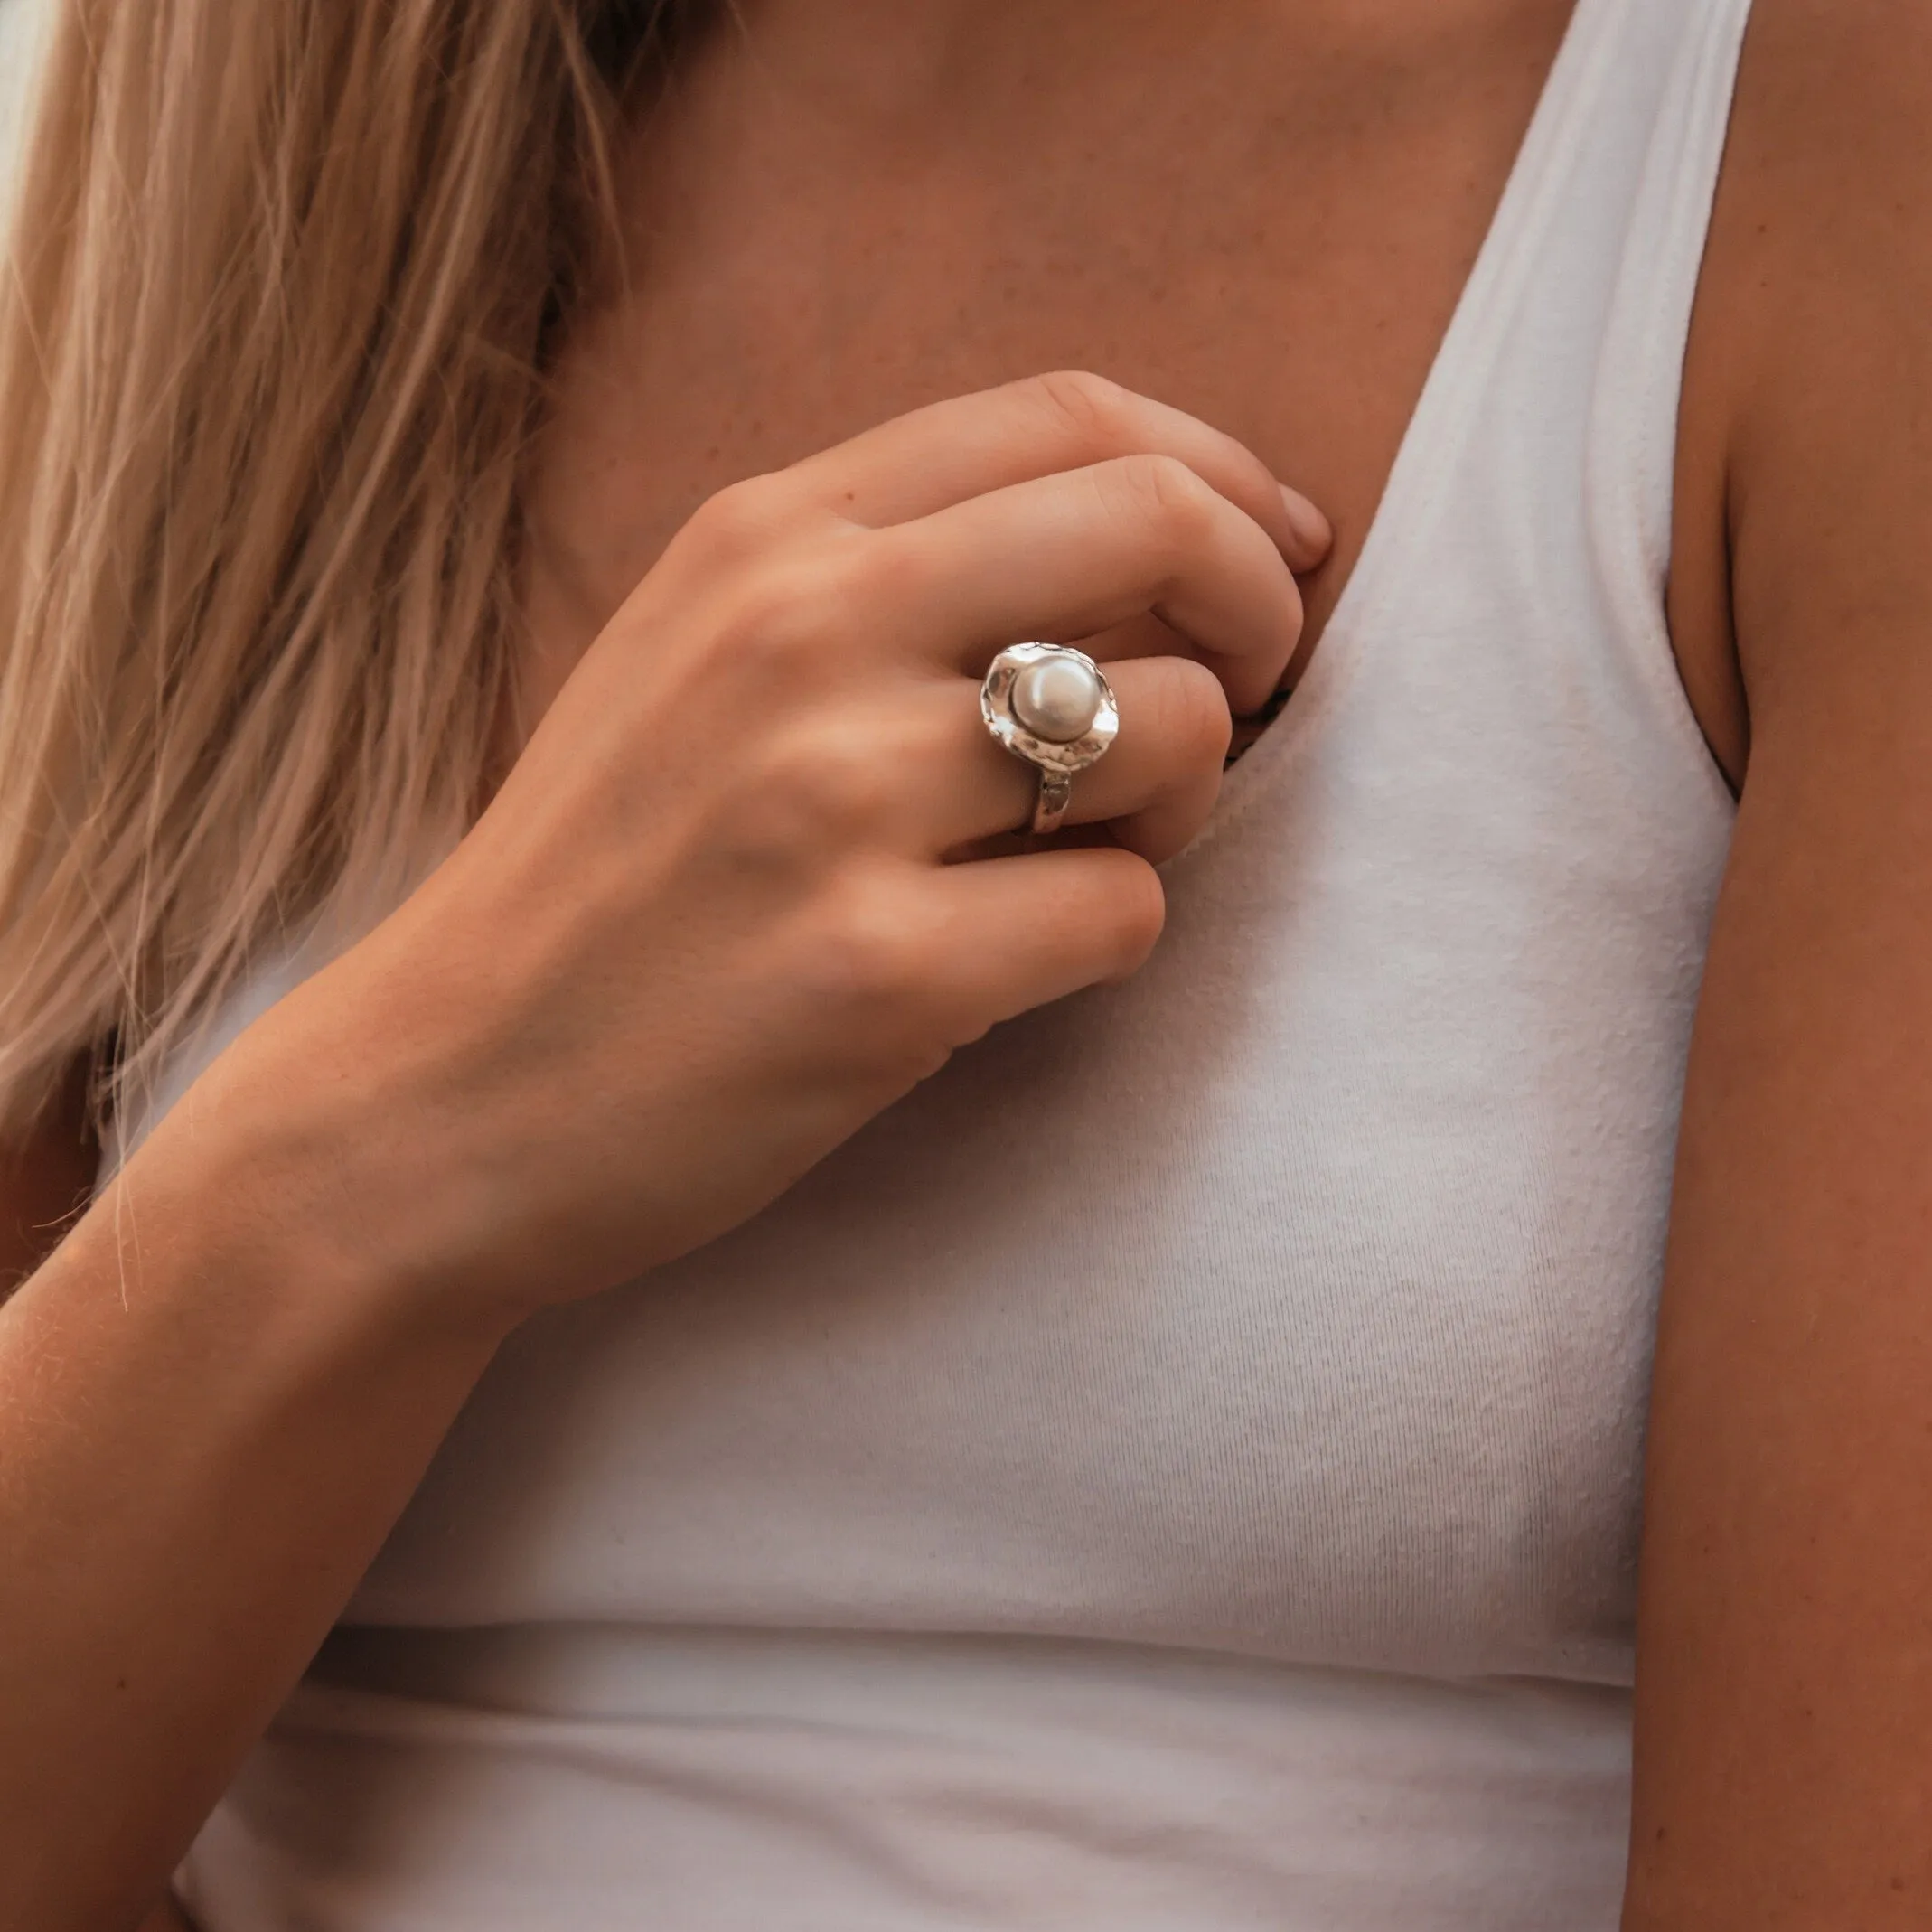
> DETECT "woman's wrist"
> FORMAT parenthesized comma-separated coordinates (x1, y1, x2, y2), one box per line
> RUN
(102, 985, 529, 1362)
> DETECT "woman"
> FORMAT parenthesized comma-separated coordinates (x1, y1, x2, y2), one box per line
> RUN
(2, 0, 1927, 1924)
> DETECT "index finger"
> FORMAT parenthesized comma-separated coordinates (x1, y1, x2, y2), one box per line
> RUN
(780, 370, 1333, 573)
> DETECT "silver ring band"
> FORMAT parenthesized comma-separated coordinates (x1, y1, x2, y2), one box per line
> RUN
(979, 642, 1120, 837)
(1031, 772, 1075, 836)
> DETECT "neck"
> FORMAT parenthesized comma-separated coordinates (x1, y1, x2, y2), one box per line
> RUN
(693, 0, 1225, 128)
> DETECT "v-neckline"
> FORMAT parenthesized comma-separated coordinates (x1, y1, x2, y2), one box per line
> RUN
(1218, 0, 1600, 807)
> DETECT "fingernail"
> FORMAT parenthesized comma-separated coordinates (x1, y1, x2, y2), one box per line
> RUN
(1279, 485, 1333, 563)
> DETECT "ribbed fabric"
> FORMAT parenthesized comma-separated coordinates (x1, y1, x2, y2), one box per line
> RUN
(172, 0, 1752, 1922)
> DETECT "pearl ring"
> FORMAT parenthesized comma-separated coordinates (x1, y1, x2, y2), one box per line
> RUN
(980, 642, 1121, 836)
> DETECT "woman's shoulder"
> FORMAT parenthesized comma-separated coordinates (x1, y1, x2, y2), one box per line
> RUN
(1702, 0, 1932, 436)
(1669, 0, 1932, 773)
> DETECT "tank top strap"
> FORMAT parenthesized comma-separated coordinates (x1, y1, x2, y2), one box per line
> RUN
(1585, 0, 1756, 788)
(1217, 0, 1753, 839)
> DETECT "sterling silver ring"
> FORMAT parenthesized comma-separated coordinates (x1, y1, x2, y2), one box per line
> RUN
(980, 642, 1121, 836)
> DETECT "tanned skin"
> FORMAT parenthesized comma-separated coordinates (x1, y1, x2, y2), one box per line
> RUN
(1631, 1, 1932, 1920)
(5, 1, 1932, 1925)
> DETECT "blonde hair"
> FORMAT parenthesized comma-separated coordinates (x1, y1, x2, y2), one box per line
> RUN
(0, 0, 693, 1140)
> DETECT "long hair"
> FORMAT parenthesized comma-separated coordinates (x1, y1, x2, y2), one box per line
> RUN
(0, 0, 699, 1140)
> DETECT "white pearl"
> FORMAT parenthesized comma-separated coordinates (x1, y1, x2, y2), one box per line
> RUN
(1010, 655, 1102, 744)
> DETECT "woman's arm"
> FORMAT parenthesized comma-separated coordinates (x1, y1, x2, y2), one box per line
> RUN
(1, 1083, 209, 1932)
(0, 377, 1327, 1932)
(1626, 2, 1932, 1923)
(0, 1073, 515, 1932)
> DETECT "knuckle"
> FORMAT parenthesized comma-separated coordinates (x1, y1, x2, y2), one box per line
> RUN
(1028, 368, 1133, 450)
(682, 475, 784, 562)
(710, 535, 880, 685)
(808, 875, 944, 1022)
(1108, 452, 1216, 546)
(774, 731, 897, 841)
(714, 728, 893, 877)
(1099, 853, 1168, 970)
(1146, 656, 1234, 768)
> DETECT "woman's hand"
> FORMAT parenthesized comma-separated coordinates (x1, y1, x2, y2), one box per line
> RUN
(183, 371, 1328, 1326)
(0, 375, 1326, 1932)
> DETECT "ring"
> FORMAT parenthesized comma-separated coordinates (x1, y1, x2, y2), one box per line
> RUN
(980, 642, 1121, 835)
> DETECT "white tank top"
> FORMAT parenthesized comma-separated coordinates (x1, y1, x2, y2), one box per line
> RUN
(173, 0, 1750, 1922)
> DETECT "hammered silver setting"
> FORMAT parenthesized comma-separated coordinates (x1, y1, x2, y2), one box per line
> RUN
(979, 642, 1121, 834)
(980, 642, 1119, 774)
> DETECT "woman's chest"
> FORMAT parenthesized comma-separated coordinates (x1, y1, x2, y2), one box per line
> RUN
(354, 686, 1721, 1679)
(519, 2, 1578, 712)
(357, 0, 1744, 1673)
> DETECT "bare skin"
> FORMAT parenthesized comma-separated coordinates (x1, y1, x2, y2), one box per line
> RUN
(4, 0, 1929, 1926)
(1629, 1, 1932, 1921)
(521, 0, 1591, 738)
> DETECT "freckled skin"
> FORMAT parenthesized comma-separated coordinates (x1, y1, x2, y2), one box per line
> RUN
(521, 2, 1637, 752)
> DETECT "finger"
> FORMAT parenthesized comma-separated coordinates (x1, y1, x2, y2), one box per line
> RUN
(922, 844, 1168, 1033)
(889, 656, 1231, 862)
(783, 370, 1332, 573)
(873, 454, 1303, 715)
(1049, 655, 1232, 863)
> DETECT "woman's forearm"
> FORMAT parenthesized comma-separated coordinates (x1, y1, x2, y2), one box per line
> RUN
(0, 1090, 510, 1932)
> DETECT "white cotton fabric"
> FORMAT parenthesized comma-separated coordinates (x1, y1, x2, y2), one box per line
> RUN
(172, 0, 1752, 1922)
(0, 0, 54, 237)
